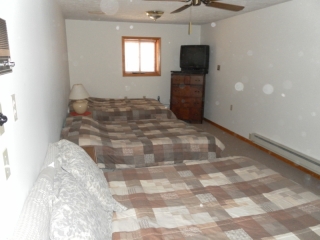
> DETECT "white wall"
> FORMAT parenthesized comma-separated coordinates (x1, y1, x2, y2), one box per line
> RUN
(0, 0, 70, 238)
(66, 20, 200, 106)
(201, 0, 320, 160)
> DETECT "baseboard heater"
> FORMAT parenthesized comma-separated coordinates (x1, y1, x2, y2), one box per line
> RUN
(249, 133, 320, 175)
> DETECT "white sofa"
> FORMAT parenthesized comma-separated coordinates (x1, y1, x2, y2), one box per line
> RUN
(11, 140, 126, 240)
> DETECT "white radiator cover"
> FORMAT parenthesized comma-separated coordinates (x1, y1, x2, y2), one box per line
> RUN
(249, 133, 320, 175)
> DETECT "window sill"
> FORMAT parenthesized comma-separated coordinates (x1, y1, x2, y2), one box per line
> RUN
(123, 72, 161, 77)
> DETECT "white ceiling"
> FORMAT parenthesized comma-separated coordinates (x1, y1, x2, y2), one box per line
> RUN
(57, 0, 291, 25)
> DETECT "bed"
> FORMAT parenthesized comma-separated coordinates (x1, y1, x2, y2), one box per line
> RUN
(86, 97, 176, 121)
(61, 116, 225, 169)
(12, 141, 320, 240)
(106, 156, 320, 239)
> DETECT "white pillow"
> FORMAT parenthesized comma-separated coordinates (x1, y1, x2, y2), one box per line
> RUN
(57, 139, 126, 212)
(50, 170, 112, 240)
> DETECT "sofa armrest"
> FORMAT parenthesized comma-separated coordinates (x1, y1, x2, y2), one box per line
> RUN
(11, 167, 55, 240)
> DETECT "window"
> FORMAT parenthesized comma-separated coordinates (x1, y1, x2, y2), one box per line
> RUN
(0, 18, 12, 75)
(122, 36, 161, 77)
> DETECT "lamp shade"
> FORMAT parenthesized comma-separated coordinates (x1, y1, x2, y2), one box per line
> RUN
(69, 84, 90, 100)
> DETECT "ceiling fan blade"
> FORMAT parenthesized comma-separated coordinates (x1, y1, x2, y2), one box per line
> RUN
(171, 3, 192, 14)
(206, 2, 244, 11)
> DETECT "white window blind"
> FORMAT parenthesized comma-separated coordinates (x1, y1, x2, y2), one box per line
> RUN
(124, 39, 156, 73)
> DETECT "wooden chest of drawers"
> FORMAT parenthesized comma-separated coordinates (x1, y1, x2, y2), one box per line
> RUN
(170, 72, 206, 123)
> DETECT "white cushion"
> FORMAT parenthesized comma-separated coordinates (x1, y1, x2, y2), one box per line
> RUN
(57, 139, 126, 213)
(50, 170, 112, 240)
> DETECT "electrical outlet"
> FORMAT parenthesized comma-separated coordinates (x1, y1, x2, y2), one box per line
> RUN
(5, 167, 11, 180)
(11, 94, 18, 121)
(3, 149, 10, 180)
(3, 149, 9, 166)
(0, 103, 4, 135)
(230, 105, 233, 111)
(217, 65, 221, 71)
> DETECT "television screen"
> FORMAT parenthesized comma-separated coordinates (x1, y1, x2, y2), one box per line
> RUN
(180, 45, 209, 73)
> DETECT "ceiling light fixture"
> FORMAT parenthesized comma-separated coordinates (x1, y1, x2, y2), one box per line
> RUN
(146, 11, 164, 21)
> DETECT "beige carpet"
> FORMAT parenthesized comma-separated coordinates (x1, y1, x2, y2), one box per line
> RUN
(193, 120, 320, 195)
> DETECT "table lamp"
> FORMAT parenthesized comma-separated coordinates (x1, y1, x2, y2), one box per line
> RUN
(69, 84, 90, 114)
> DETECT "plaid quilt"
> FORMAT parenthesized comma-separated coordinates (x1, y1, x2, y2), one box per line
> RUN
(87, 97, 176, 121)
(105, 156, 320, 239)
(88, 97, 165, 107)
(61, 116, 225, 169)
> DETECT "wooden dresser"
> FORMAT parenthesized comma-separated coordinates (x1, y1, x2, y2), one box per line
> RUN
(170, 72, 206, 123)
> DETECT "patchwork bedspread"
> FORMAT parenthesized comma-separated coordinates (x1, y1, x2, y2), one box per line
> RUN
(61, 116, 225, 169)
(105, 156, 320, 239)
(87, 97, 176, 121)
(88, 97, 165, 108)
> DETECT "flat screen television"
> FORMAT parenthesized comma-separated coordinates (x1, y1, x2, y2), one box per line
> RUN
(180, 45, 209, 73)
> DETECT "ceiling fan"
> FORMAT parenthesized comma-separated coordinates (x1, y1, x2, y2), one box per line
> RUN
(163, 0, 245, 14)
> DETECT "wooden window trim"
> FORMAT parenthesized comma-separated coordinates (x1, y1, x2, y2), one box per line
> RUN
(122, 36, 161, 77)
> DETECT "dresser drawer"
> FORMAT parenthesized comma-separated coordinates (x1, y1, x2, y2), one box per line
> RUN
(190, 75, 204, 85)
(171, 96, 186, 105)
(171, 100, 187, 108)
(171, 97, 202, 106)
(190, 109, 202, 121)
(179, 109, 190, 119)
(171, 86, 183, 97)
(171, 106, 190, 120)
(189, 86, 203, 97)
(191, 100, 202, 108)
(172, 75, 190, 85)
(171, 85, 190, 97)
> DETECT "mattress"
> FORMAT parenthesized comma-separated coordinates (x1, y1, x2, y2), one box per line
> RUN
(105, 156, 320, 239)
(61, 116, 225, 169)
(87, 97, 176, 121)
